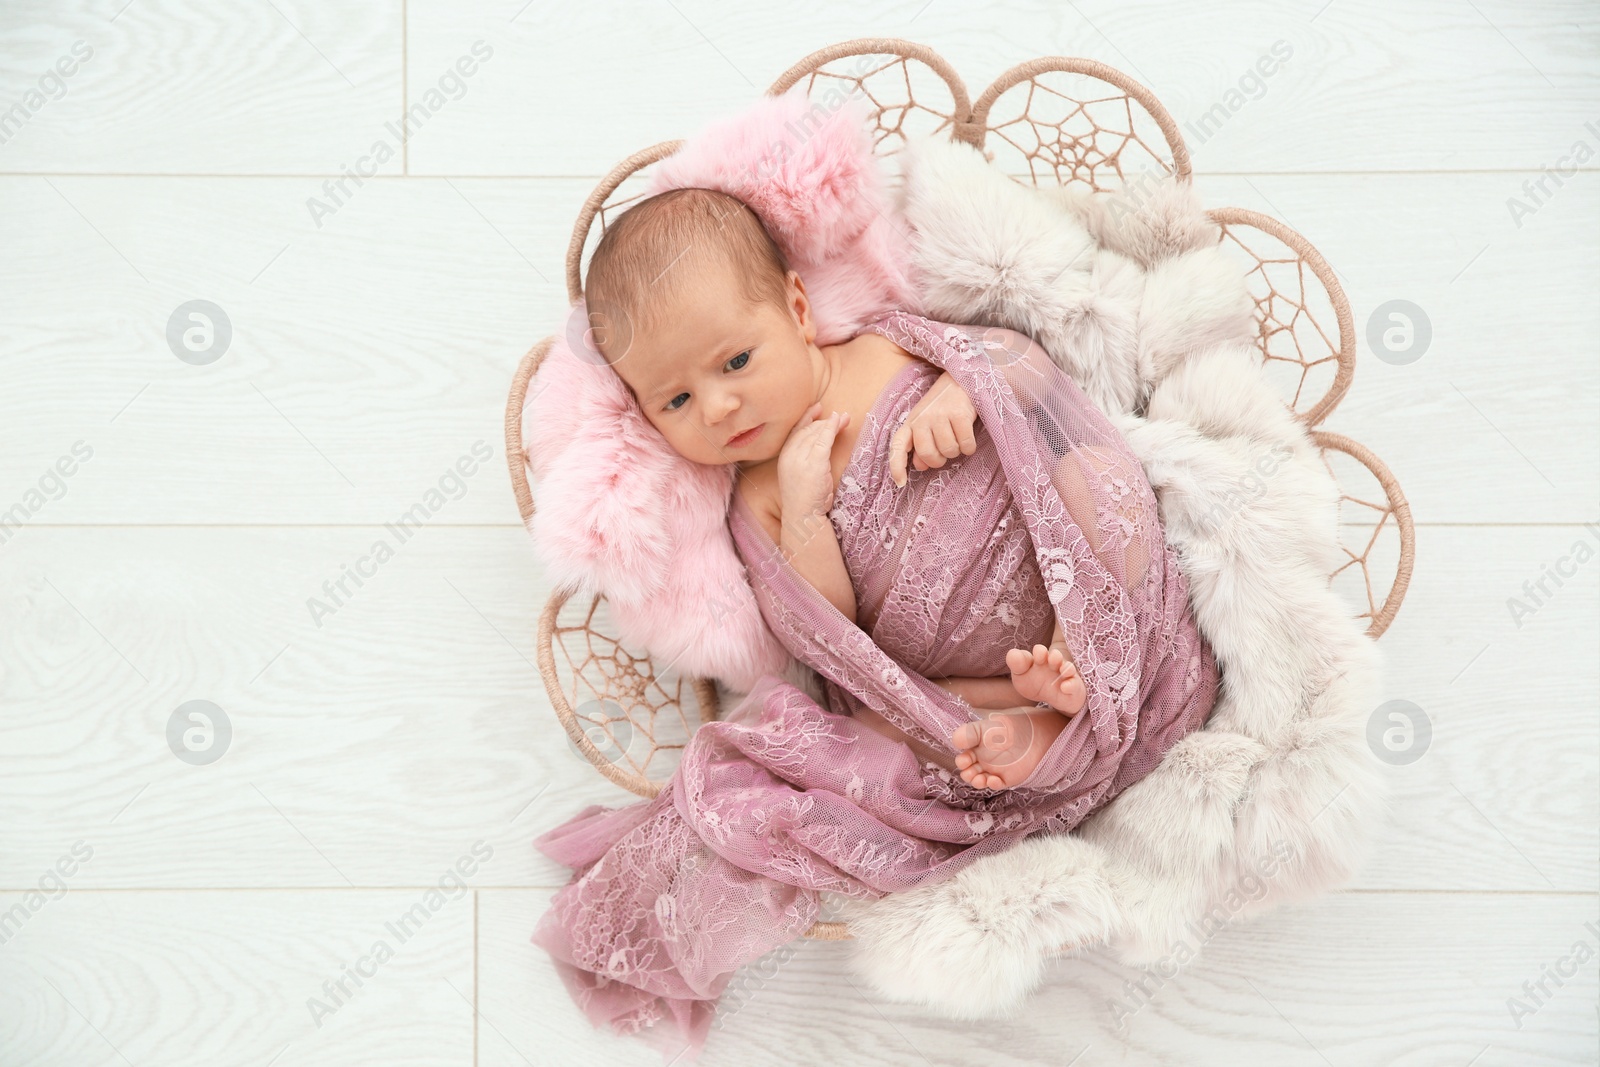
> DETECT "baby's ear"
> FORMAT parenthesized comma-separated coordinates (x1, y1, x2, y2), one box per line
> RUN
(787, 273, 817, 341)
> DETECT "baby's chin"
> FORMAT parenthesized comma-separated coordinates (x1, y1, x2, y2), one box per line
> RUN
(735, 437, 785, 467)
(676, 445, 768, 468)
(732, 451, 771, 469)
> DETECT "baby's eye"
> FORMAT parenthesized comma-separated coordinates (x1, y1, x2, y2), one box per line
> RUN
(663, 351, 750, 412)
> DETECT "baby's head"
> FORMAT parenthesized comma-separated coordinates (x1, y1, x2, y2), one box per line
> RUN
(582, 187, 825, 468)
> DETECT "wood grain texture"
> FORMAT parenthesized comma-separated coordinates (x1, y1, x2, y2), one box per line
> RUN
(0, 0, 403, 175)
(403, 0, 1600, 175)
(0, 889, 473, 1066)
(478, 889, 1600, 1067)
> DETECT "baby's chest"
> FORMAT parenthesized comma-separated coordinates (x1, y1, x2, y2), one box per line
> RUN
(829, 354, 917, 486)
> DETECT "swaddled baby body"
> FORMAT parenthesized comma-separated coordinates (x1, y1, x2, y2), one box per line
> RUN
(583, 186, 1147, 789)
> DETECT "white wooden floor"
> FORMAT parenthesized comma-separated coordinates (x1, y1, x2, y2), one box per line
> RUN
(2, 1, 1597, 1064)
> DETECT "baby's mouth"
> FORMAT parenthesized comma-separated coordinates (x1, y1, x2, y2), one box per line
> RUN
(727, 424, 764, 447)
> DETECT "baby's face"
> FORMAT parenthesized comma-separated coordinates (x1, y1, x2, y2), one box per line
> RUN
(605, 262, 821, 468)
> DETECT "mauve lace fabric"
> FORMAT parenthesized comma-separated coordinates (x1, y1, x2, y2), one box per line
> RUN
(531, 311, 1219, 1059)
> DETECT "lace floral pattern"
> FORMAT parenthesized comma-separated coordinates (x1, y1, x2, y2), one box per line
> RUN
(531, 311, 1220, 1059)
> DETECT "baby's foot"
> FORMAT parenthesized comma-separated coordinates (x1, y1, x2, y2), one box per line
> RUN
(947, 709, 1068, 790)
(1005, 643, 1087, 716)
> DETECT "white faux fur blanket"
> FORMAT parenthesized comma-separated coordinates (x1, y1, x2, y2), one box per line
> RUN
(811, 135, 1386, 1020)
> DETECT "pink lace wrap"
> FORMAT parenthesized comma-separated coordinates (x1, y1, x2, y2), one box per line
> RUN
(532, 311, 1219, 1059)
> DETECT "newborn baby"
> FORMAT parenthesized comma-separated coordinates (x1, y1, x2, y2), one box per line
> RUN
(582, 186, 1133, 789)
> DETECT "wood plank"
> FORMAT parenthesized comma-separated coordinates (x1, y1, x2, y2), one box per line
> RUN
(0, 172, 1593, 525)
(7, 2, 1592, 178)
(1358, 522, 1599, 892)
(0, 0, 403, 175)
(405, 0, 1600, 175)
(0, 525, 609, 892)
(479, 888, 1600, 1066)
(0, 173, 564, 528)
(0, 888, 473, 1066)
(0, 524, 1591, 893)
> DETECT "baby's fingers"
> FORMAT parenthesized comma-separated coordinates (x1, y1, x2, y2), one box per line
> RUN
(804, 410, 848, 445)
(954, 411, 978, 456)
(911, 420, 961, 472)
(888, 422, 911, 487)
(912, 423, 939, 469)
(933, 409, 978, 457)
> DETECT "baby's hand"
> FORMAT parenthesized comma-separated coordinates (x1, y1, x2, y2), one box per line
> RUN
(890, 371, 977, 488)
(777, 401, 849, 518)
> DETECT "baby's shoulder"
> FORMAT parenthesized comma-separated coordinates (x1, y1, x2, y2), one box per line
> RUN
(850, 330, 916, 366)
(847, 332, 919, 402)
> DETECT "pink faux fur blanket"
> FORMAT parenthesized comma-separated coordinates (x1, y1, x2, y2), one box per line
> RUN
(522, 88, 919, 692)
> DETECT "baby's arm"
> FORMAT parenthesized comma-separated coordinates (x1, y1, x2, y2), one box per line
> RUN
(778, 502, 858, 626)
(768, 403, 859, 624)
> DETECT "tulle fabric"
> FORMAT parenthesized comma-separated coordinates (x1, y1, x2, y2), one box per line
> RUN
(532, 311, 1219, 1060)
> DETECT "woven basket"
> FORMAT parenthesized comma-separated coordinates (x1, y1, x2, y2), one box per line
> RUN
(504, 38, 1415, 943)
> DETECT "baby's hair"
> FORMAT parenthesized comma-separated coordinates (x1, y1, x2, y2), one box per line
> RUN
(582, 187, 793, 364)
